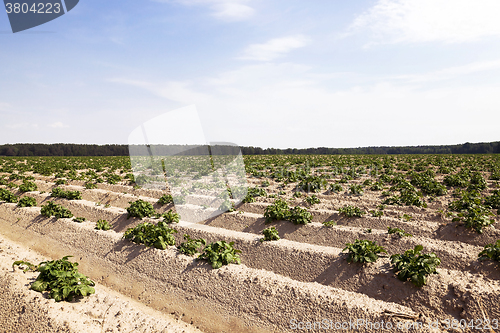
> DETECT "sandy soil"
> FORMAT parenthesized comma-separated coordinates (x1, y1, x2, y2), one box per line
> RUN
(1, 171, 500, 332)
(0, 233, 203, 333)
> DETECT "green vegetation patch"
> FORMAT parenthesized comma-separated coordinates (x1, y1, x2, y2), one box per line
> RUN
(478, 240, 500, 264)
(322, 221, 337, 227)
(198, 240, 241, 269)
(288, 206, 313, 225)
(51, 187, 82, 200)
(390, 245, 440, 287)
(387, 226, 412, 237)
(297, 175, 327, 193)
(177, 234, 206, 256)
(126, 199, 156, 219)
(123, 221, 177, 250)
(19, 181, 38, 193)
(264, 198, 290, 223)
(95, 219, 111, 231)
(243, 187, 267, 203)
(0, 188, 18, 203)
(17, 196, 37, 207)
(157, 194, 174, 205)
(349, 184, 364, 196)
(338, 205, 366, 218)
(305, 194, 320, 205)
(161, 209, 180, 223)
(343, 239, 387, 263)
(13, 256, 95, 302)
(260, 226, 280, 242)
(40, 201, 73, 219)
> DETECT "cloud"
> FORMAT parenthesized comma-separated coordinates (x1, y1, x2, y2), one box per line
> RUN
(0, 102, 11, 111)
(388, 59, 500, 83)
(238, 35, 310, 61)
(5, 123, 39, 130)
(211, 1, 254, 20)
(155, 0, 255, 21)
(348, 0, 500, 44)
(108, 78, 213, 105)
(49, 122, 69, 128)
(109, 64, 500, 148)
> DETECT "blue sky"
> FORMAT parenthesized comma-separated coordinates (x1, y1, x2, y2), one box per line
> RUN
(1, 0, 500, 149)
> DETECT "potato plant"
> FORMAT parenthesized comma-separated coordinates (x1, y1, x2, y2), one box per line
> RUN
(260, 226, 280, 242)
(338, 205, 366, 218)
(322, 221, 337, 227)
(0, 188, 18, 203)
(173, 195, 186, 205)
(390, 245, 441, 287)
(388, 227, 412, 237)
(54, 179, 68, 185)
(18, 181, 37, 193)
(157, 194, 173, 205)
(84, 182, 97, 189)
(288, 206, 312, 225)
(297, 176, 327, 192)
(13, 256, 95, 302)
(370, 210, 383, 217)
(349, 184, 364, 196)
(51, 187, 82, 200)
(449, 191, 495, 233)
(305, 194, 320, 205)
(483, 190, 500, 209)
(264, 199, 290, 223)
(40, 201, 73, 219)
(124, 221, 177, 250)
(126, 199, 156, 219)
(162, 209, 180, 223)
(17, 196, 37, 207)
(329, 183, 343, 193)
(198, 240, 241, 269)
(370, 182, 384, 191)
(244, 187, 267, 203)
(95, 219, 111, 231)
(343, 239, 387, 263)
(478, 240, 500, 264)
(177, 234, 206, 256)
(218, 200, 235, 212)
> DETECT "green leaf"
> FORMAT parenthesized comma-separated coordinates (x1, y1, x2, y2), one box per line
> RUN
(31, 280, 47, 292)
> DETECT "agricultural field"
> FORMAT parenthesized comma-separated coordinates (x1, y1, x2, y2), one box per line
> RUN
(1, 154, 500, 332)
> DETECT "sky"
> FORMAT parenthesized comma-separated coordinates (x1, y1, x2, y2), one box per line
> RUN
(1, 0, 500, 149)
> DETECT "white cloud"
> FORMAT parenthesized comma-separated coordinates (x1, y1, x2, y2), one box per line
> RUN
(5, 123, 39, 130)
(239, 35, 310, 61)
(211, 1, 254, 21)
(390, 59, 500, 83)
(108, 78, 213, 105)
(49, 122, 69, 128)
(348, 0, 500, 44)
(156, 0, 255, 21)
(0, 102, 11, 111)
(109, 64, 500, 148)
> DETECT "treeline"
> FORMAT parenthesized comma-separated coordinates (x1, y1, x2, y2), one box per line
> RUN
(0, 144, 128, 156)
(240, 141, 500, 155)
(0, 141, 499, 156)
